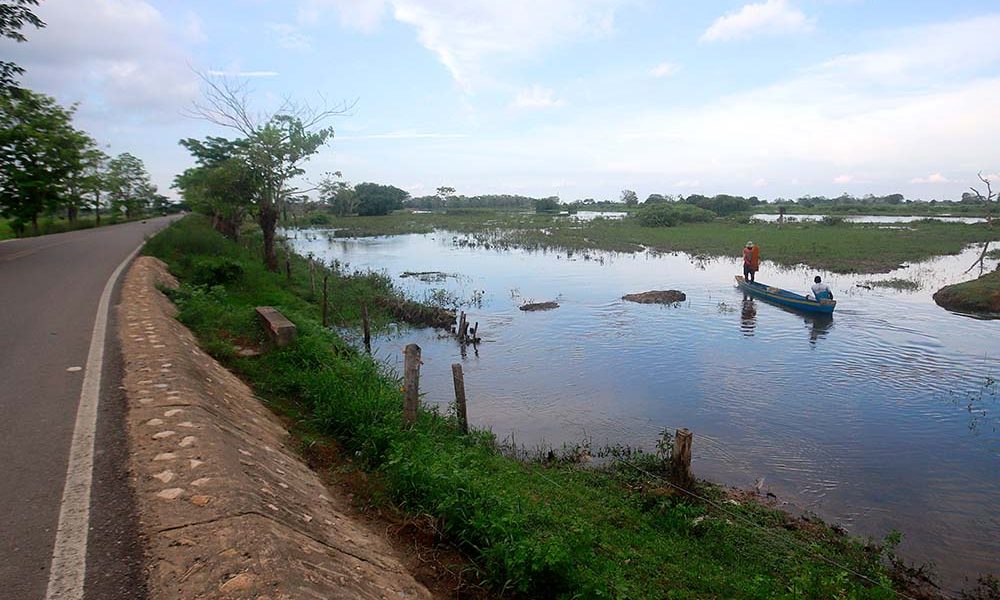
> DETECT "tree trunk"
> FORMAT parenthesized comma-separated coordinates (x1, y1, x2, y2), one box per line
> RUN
(259, 205, 279, 271)
(32, 214, 39, 235)
(67, 205, 78, 223)
(94, 191, 101, 226)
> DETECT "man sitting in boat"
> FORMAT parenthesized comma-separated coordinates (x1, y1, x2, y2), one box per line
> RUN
(809, 276, 834, 301)
(743, 241, 760, 282)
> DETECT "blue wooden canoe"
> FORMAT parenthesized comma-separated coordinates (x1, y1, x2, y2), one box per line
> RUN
(735, 276, 836, 314)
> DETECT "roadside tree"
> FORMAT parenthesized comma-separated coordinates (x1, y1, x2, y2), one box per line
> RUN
(621, 189, 639, 206)
(0, 0, 45, 91)
(106, 152, 155, 219)
(0, 89, 79, 234)
(186, 73, 350, 271)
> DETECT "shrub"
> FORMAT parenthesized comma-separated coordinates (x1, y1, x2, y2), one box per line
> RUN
(635, 203, 715, 227)
(191, 256, 244, 286)
(308, 213, 334, 225)
(821, 215, 846, 226)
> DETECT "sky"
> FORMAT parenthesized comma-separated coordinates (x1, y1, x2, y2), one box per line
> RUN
(3, 0, 1000, 202)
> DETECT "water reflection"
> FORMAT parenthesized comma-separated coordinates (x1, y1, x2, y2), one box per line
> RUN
(740, 294, 757, 336)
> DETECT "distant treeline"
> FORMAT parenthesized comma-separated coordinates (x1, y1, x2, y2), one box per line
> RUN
(406, 193, 556, 210)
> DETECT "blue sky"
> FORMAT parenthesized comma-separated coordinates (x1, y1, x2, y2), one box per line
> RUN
(4, 0, 1000, 202)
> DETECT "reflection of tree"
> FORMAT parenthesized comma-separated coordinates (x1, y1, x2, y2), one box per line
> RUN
(740, 294, 756, 336)
(951, 376, 997, 435)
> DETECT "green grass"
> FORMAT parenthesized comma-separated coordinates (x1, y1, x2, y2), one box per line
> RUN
(0, 213, 149, 240)
(307, 211, 1000, 274)
(933, 269, 1000, 315)
(864, 278, 921, 291)
(142, 215, 919, 599)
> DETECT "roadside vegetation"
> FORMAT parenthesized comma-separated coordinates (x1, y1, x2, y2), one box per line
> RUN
(142, 215, 939, 599)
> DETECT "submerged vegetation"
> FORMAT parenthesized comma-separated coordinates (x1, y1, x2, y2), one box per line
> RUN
(301, 209, 1000, 274)
(141, 215, 937, 599)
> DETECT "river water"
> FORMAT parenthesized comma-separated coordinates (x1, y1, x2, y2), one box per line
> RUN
(290, 229, 999, 589)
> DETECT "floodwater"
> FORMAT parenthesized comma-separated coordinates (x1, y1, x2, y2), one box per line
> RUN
(752, 213, 987, 224)
(290, 229, 1000, 590)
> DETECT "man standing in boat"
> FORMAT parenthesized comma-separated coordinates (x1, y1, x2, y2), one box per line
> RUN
(743, 241, 760, 282)
(809, 276, 834, 301)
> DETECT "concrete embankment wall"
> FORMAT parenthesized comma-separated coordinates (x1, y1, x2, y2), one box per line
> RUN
(118, 256, 431, 599)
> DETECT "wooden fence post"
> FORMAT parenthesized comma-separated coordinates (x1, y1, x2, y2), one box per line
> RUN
(322, 274, 329, 327)
(451, 363, 468, 434)
(361, 304, 371, 354)
(403, 344, 421, 424)
(671, 428, 693, 488)
(285, 256, 292, 282)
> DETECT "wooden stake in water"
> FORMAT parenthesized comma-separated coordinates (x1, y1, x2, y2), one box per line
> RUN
(671, 428, 693, 488)
(457, 311, 467, 342)
(322, 274, 329, 327)
(361, 304, 371, 354)
(403, 344, 421, 424)
(471, 322, 479, 343)
(451, 363, 468, 434)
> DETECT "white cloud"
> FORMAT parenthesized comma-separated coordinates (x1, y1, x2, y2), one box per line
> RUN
(512, 85, 566, 109)
(182, 10, 206, 44)
(268, 23, 313, 51)
(298, 0, 387, 31)
(674, 180, 702, 188)
(339, 130, 470, 140)
(206, 70, 280, 78)
(753, 178, 768, 187)
(833, 174, 854, 184)
(1, 0, 198, 119)
(701, 0, 814, 42)
(649, 61, 679, 78)
(304, 0, 626, 90)
(910, 173, 950, 184)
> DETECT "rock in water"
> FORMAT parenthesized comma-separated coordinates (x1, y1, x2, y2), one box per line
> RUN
(622, 290, 686, 304)
(519, 301, 560, 311)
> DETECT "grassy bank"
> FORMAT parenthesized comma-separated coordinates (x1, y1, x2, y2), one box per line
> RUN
(934, 269, 1000, 316)
(308, 210, 1000, 274)
(144, 215, 927, 599)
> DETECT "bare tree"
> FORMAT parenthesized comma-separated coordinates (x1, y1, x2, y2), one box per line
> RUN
(969, 171, 995, 228)
(184, 71, 355, 270)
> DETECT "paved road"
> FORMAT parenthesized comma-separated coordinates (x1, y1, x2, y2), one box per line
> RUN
(0, 217, 177, 600)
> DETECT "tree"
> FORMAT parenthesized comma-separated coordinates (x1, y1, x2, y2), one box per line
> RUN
(106, 152, 155, 219)
(436, 186, 455, 208)
(0, 0, 45, 91)
(534, 197, 560, 213)
(621, 189, 638, 206)
(176, 136, 256, 239)
(62, 130, 102, 223)
(318, 172, 356, 216)
(186, 73, 350, 271)
(969, 172, 995, 227)
(0, 89, 79, 234)
(355, 182, 408, 216)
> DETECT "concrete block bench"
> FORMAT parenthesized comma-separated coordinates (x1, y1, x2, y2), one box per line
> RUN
(255, 307, 297, 347)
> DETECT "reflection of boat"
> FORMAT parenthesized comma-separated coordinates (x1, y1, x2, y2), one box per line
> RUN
(735, 276, 836, 314)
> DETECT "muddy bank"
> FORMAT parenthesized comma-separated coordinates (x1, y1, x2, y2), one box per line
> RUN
(933, 269, 1000, 317)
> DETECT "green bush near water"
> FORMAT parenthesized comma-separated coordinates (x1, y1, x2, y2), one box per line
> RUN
(635, 203, 716, 227)
(142, 215, 910, 598)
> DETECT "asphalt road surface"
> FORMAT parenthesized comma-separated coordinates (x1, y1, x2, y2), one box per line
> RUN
(0, 217, 178, 600)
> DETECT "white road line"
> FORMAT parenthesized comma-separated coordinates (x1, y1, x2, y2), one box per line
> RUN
(44, 244, 143, 600)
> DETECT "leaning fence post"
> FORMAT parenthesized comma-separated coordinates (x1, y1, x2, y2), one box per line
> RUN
(322, 274, 329, 327)
(451, 363, 468, 434)
(361, 304, 371, 354)
(403, 344, 421, 424)
(671, 428, 693, 488)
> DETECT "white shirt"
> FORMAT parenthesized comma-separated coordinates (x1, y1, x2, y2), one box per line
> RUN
(811, 282, 832, 299)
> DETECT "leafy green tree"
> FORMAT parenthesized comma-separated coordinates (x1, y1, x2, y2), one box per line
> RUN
(355, 182, 408, 216)
(106, 152, 155, 219)
(0, 89, 79, 234)
(1, 0, 45, 91)
(186, 73, 348, 271)
(176, 136, 256, 239)
(318, 172, 356, 216)
(621, 189, 638, 206)
(534, 197, 561, 213)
